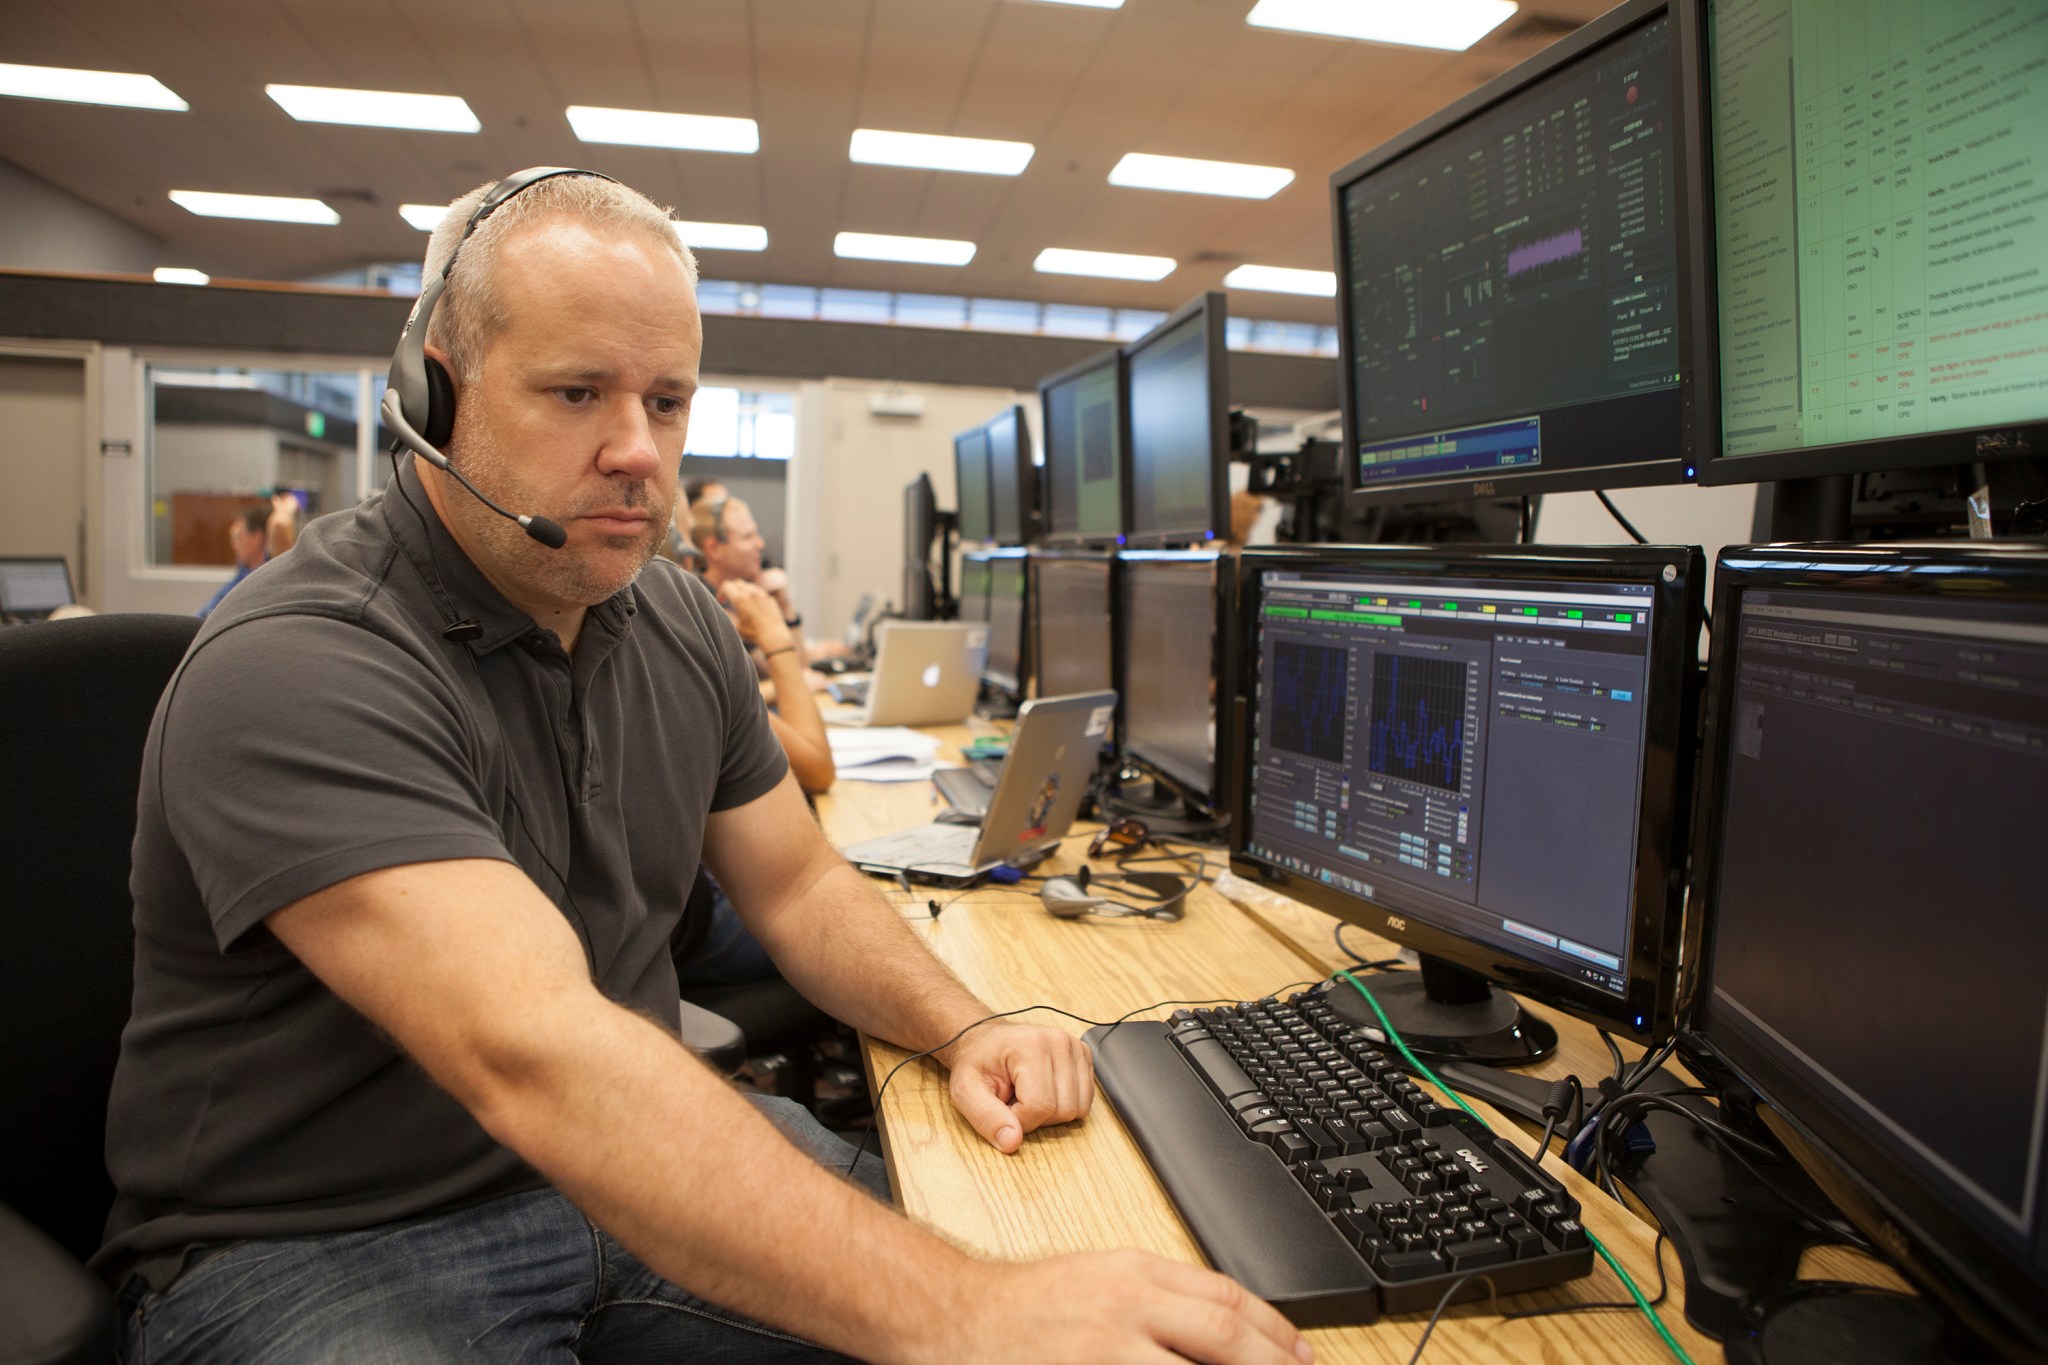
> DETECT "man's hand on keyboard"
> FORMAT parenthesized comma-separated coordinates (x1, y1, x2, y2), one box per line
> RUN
(933, 1250, 1313, 1365)
(943, 1020, 1095, 1154)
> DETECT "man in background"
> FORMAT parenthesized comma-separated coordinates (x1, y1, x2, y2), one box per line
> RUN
(194, 491, 299, 618)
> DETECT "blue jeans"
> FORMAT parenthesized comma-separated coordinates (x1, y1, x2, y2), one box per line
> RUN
(674, 888, 780, 987)
(120, 1096, 889, 1364)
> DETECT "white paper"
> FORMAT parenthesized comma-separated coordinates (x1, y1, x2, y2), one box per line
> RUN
(826, 726, 942, 767)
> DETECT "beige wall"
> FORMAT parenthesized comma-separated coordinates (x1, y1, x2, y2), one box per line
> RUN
(0, 353, 91, 597)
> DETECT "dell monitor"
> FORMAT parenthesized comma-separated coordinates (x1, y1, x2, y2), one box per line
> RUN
(1229, 544, 1703, 1063)
(901, 475, 938, 621)
(983, 549, 1030, 706)
(1030, 551, 1115, 702)
(1685, 542, 2048, 1358)
(1123, 295, 1229, 548)
(984, 405, 1038, 547)
(1117, 551, 1231, 818)
(1697, 0, 2048, 493)
(1041, 348, 1129, 547)
(953, 423, 993, 545)
(1333, 0, 1702, 507)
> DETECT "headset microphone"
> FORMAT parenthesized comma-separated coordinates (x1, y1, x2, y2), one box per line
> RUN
(379, 391, 568, 549)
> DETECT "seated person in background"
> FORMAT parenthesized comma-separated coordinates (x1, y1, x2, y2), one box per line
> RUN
(693, 494, 845, 673)
(95, 169, 1302, 1365)
(661, 476, 730, 570)
(194, 492, 298, 618)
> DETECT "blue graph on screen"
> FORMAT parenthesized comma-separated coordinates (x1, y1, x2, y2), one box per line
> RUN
(1368, 653, 1467, 792)
(1270, 642, 1349, 763)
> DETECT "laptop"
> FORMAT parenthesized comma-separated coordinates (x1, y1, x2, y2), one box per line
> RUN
(0, 557, 77, 622)
(840, 690, 1116, 885)
(828, 621, 988, 727)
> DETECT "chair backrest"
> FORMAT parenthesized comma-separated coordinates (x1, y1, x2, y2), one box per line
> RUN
(0, 614, 200, 1261)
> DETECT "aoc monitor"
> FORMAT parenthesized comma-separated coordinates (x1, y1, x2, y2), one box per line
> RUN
(1228, 543, 1704, 1061)
(1333, 0, 1703, 507)
(1123, 294, 1230, 549)
(1040, 348, 1130, 547)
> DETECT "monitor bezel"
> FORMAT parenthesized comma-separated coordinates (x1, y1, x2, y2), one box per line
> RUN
(1121, 293, 1230, 550)
(1116, 549, 1233, 815)
(1226, 542, 1704, 1042)
(980, 547, 1032, 701)
(952, 422, 994, 546)
(1686, 2, 2048, 487)
(1038, 347, 1131, 549)
(1028, 548, 1118, 704)
(985, 404, 1039, 548)
(901, 474, 937, 621)
(1330, 0, 1706, 509)
(1686, 540, 2048, 1355)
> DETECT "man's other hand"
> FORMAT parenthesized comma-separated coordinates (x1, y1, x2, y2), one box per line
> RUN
(718, 579, 794, 655)
(929, 1250, 1313, 1365)
(943, 1020, 1094, 1154)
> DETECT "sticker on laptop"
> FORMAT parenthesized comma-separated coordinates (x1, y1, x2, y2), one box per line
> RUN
(1086, 705, 1113, 737)
(966, 629, 988, 648)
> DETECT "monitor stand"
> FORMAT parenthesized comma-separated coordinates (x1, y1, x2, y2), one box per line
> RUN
(975, 692, 1020, 721)
(1325, 954, 1557, 1065)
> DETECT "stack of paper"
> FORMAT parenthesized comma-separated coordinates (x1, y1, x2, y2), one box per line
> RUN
(826, 726, 943, 783)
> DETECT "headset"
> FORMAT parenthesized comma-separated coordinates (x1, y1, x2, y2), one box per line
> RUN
(381, 166, 623, 554)
(1039, 866, 1189, 921)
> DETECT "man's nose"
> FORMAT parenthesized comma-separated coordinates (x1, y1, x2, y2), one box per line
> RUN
(598, 398, 664, 479)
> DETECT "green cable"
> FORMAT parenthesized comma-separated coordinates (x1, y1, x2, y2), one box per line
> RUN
(1334, 970, 1697, 1365)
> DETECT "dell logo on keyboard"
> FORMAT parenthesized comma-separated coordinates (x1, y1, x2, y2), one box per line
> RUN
(1385, 915, 1407, 933)
(1456, 1149, 1489, 1174)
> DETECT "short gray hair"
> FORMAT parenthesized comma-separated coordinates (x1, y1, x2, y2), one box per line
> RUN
(421, 174, 700, 382)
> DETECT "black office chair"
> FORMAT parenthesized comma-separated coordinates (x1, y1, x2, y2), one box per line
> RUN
(0, 613, 200, 1365)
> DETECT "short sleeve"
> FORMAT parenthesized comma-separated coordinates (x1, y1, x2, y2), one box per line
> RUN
(156, 613, 515, 950)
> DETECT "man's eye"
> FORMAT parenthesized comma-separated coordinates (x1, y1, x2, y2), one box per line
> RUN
(559, 387, 596, 405)
(650, 395, 687, 417)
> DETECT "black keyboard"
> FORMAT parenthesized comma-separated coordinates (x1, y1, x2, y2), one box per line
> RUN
(1088, 984, 1593, 1327)
(932, 757, 1005, 817)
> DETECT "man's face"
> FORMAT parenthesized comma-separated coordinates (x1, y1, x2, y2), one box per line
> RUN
(708, 499, 765, 581)
(228, 519, 265, 569)
(434, 217, 702, 613)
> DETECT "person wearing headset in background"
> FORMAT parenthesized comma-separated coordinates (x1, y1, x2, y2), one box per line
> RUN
(193, 490, 299, 618)
(694, 493, 849, 673)
(96, 169, 1311, 1365)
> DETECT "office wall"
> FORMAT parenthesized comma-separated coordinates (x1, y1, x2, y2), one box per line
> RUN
(0, 160, 162, 276)
(0, 354, 91, 592)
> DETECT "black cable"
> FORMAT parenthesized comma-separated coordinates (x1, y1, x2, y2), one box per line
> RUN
(1332, 920, 1407, 970)
(1532, 1114, 1560, 1167)
(1505, 1231, 1670, 1321)
(1407, 1273, 1498, 1364)
(1519, 496, 1534, 544)
(1596, 489, 1649, 544)
(1599, 1030, 1626, 1085)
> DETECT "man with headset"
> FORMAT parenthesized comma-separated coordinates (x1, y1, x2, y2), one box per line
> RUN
(97, 169, 1310, 1365)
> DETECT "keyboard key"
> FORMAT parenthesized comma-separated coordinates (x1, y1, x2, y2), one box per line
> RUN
(1372, 1248, 1448, 1281)
(1179, 1039, 1258, 1103)
(1446, 1236, 1513, 1271)
(1551, 1218, 1590, 1250)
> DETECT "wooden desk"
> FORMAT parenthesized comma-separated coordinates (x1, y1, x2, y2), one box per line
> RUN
(815, 739, 1720, 1363)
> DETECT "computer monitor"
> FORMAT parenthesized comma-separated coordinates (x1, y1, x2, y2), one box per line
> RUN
(1123, 294, 1229, 548)
(1117, 551, 1231, 816)
(1686, 542, 2048, 1358)
(984, 405, 1038, 548)
(983, 549, 1030, 702)
(1696, 0, 2048, 488)
(1030, 551, 1115, 702)
(953, 423, 993, 545)
(956, 551, 993, 625)
(1228, 544, 1703, 1059)
(0, 557, 76, 620)
(1040, 348, 1129, 547)
(901, 474, 937, 621)
(1333, 0, 1702, 507)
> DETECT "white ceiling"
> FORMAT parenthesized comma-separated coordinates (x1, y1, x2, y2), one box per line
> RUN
(1, 0, 1606, 324)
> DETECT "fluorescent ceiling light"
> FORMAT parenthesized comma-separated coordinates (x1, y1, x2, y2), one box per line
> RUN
(1245, 0, 1517, 51)
(0, 62, 187, 111)
(399, 203, 451, 231)
(566, 105, 759, 153)
(834, 232, 976, 266)
(1109, 152, 1294, 199)
(851, 128, 1034, 176)
(170, 190, 340, 225)
(1224, 263, 1337, 296)
(152, 267, 210, 286)
(265, 84, 479, 132)
(1034, 247, 1175, 281)
(675, 221, 768, 251)
(1013, 0, 1124, 7)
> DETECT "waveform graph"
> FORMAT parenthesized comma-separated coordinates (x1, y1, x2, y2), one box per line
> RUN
(1367, 652, 1468, 792)
(1505, 223, 1588, 290)
(1270, 641, 1349, 764)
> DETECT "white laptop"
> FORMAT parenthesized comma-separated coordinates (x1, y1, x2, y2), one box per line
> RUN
(840, 690, 1116, 886)
(829, 621, 988, 727)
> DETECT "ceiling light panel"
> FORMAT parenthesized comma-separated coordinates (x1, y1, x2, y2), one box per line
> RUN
(399, 204, 451, 231)
(850, 129, 1034, 176)
(1108, 152, 1295, 199)
(676, 221, 768, 251)
(1034, 247, 1175, 281)
(0, 62, 186, 110)
(1012, 0, 1124, 7)
(1224, 264, 1337, 296)
(153, 268, 210, 286)
(1245, 0, 1518, 51)
(835, 232, 976, 266)
(566, 105, 759, 153)
(265, 85, 479, 132)
(169, 190, 340, 225)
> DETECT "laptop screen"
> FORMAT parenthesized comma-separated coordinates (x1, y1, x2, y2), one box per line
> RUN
(0, 558, 76, 615)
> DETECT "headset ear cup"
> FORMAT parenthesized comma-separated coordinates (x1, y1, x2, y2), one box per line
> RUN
(422, 355, 457, 449)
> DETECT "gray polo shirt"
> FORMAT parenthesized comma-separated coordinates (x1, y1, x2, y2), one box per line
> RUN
(96, 458, 788, 1287)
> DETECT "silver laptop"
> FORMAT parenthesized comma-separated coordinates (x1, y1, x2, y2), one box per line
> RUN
(831, 620, 988, 727)
(841, 690, 1116, 886)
